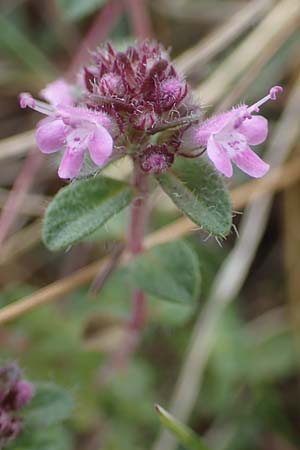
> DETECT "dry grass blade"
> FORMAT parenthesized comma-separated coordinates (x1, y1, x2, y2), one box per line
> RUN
(0, 130, 35, 161)
(197, 0, 300, 105)
(231, 157, 300, 210)
(0, 220, 42, 267)
(216, 19, 298, 112)
(283, 149, 300, 366)
(0, 189, 48, 216)
(175, 0, 273, 76)
(0, 257, 108, 324)
(0, 148, 43, 244)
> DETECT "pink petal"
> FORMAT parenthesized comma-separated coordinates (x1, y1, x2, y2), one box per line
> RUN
(66, 128, 89, 151)
(40, 79, 73, 106)
(238, 115, 268, 145)
(207, 135, 233, 177)
(232, 145, 269, 178)
(58, 148, 85, 179)
(35, 118, 67, 153)
(57, 105, 112, 132)
(88, 126, 113, 167)
(181, 112, 232, 149)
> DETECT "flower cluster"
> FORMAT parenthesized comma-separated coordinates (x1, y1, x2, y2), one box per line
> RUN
(20, 42, 196, 179)
(20, 40, 282, 180)
(0, 363, 34, 446)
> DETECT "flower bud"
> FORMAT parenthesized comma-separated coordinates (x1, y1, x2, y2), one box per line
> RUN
(159, 78, 187, 111)
(100, 73, 125, 97)
(13, 380, 34, 410)
(140, 144, 174, 174)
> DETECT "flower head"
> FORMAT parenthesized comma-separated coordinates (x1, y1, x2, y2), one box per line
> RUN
(181, 86, 283, 178)
(20, 41, 199, 179)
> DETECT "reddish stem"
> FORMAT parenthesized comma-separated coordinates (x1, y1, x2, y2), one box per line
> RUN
(0, 149, 43, 245)
(124, 0, 153, 40)
(67, 0, 124, 80)
(128, 162, 149, 254)
(127, 161, 149, 331)
(129, 289, 147, 330)
(102, 163, 149, 374)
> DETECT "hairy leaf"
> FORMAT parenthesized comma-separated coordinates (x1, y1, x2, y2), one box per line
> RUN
(130, 241, 200, 304)
(23, 382, 73, 427)
(156, 157, 232, 237)
(43, 176, 133, 251)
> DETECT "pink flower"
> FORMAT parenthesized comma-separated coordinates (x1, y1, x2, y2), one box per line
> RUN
(20, 79, 114, 179)
(40, 78, 74, 106)
(181, 86, 283, 178)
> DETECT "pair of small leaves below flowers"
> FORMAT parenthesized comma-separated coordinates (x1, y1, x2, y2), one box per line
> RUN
(43, 156, 232, 255)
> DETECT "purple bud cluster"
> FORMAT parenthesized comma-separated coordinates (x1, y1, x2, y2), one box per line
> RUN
(83, 41, 199, 172)
(0, 363, 34, 446)
(84, 42, 191, 121)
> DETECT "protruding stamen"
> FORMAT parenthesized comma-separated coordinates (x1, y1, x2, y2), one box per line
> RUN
(269, 85, 283, 100)
(19, 93, 36, 109)
(19, 93, 54, 116)
(248, 85, 283, 113)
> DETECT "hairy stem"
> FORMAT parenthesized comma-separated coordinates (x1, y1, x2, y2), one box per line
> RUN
(128, 161, 149, 254)
(127, 161, 149, 331)
(104, 162, 149, 373)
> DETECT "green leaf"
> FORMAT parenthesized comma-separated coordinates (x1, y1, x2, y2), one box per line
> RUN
(156, 157, 232, 237)
(130, 241, 200, 304)
(43, 175, 133, 251)
(58, 0, 108, 21)
(9, 426, 72, 450)
(23, 382, 73, 427)
(156, 405, 212, 450)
